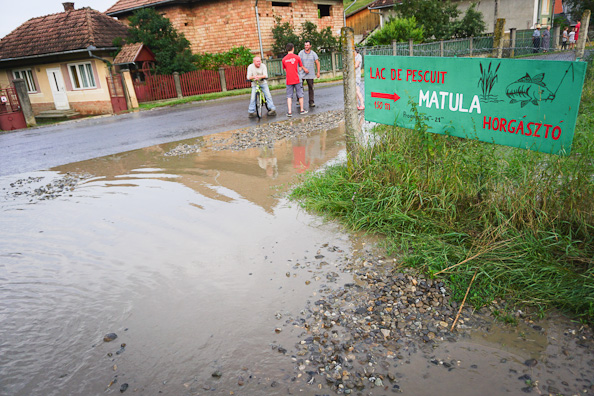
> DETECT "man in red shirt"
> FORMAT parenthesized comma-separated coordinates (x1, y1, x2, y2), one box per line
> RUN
(575, 19, 581, 41)
(282, 43, 309, 117)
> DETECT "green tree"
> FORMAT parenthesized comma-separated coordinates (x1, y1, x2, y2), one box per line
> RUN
(365, 16, 424, 46)
(563, 0, 594, 21)
(300, 21, 339, 52)
(271, 16, 301, 57)
(451, 3, 486, 38)
(126, 8, 198, 74)
(272, 18, 339, 57)
(396, 0, 460, 40)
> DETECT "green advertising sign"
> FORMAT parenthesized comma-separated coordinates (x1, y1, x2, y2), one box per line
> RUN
(364, 56, 587, 155)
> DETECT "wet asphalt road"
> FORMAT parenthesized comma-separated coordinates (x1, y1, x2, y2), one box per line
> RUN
(0, 82, 345, 177)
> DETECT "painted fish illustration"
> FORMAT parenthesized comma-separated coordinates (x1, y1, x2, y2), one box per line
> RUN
(506, 73, 555, 107)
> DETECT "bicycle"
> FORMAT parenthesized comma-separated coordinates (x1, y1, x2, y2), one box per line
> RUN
(253, 80, 270, 118)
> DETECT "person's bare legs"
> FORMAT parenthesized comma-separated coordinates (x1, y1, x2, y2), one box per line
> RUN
(356, 85, 364, 109)
(287, 97, 292, 114)
(299, 97, 304, 112)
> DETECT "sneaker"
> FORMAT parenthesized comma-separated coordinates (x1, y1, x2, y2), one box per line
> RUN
(300, 110, 308, 115)
(286, 112, 292, 117)
(248, 112, 256, 118)
(310, 103, 315, 108)
(268, 110, 277, 116)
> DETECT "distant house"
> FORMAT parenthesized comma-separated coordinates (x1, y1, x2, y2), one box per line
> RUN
(105, 0, 343, 57)
(346, 2, 380, 41)
(367, 0, 562, 33)
(0, 2, 128, 116)
(455, 0, 564, 31)
(367, 0, 399, 28)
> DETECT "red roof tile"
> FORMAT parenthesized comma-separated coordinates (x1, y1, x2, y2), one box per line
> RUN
(0, 8, 129, 60)
(113, 42, 155, 64)
(106, 0, 178, 15)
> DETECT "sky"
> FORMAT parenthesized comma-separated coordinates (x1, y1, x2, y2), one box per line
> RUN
(1, 1, 118, 38)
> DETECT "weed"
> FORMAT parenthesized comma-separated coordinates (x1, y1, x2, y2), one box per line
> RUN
(291, 59, 594, 323)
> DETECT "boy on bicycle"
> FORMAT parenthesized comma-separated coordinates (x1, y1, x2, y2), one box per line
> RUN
(247, 56, 276, 117)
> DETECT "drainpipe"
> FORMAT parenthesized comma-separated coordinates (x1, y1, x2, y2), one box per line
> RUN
(255, 0, 264, 60)
(87, 45, 113, 74)
(368, 8, 383, 28)
(344, 0, 357, 27)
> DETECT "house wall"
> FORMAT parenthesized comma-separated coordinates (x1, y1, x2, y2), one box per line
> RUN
(0, 58, 114, 115)
(347, 8, 380, 36)
(454, 0, 539, 32)
(116, 0, 343, 57)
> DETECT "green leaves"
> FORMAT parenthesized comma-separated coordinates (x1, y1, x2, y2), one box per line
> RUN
(365, 17, 424, 46)
(395, 0, 485, 41)
(126, 8, 198, 74)
(271, 17, 339, 57)
(195, 47, 254, 71)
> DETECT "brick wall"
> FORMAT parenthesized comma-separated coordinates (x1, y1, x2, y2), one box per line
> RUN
(31, 100, 113, 116)
(117, 0, 342, 57)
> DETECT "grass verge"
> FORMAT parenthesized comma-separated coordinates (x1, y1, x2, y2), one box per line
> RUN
(291, 61, 594, 323)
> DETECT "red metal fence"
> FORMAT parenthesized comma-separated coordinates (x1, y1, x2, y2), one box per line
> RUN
(133, 74, 177, 103)
(224, 66, 251, 90)
(180, 70, 221, 96)
(133, 66, 251, 103)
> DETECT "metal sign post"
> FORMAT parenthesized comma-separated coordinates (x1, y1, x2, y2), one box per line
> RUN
(365, 56, 587, 155)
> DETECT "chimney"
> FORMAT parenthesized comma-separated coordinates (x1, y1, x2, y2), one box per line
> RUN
(63, 2, 75, 11)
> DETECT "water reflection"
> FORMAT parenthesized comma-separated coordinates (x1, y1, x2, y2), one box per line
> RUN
(0, 122, 355, 396)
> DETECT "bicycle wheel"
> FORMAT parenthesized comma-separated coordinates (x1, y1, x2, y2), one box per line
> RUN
(255, 91, 263, 118)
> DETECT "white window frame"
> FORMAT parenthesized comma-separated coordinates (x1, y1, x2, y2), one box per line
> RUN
(67, 61, 97, 90)
(12, 69, 37, 93)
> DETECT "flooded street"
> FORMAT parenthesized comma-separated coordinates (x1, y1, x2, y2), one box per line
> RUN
(1, 117, 593, 396)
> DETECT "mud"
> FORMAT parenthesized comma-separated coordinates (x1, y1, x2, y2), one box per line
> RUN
(0, 117, 592, 396)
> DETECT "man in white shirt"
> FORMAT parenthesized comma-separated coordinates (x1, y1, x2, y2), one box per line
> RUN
(247, 56, 276, 117)
(298, 41, 321, 108)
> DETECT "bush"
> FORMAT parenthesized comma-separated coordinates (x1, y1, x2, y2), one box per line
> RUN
(195, 46, 254, 70)
(365, 17, 424, 46)
(126, 8, 198, 74)
(452, 3, 486, 38)
(272, 17, 339, 57)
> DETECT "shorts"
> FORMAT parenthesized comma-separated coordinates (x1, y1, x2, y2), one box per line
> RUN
(286, 83, 304, 99)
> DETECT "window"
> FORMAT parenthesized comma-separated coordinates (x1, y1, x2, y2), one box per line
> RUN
(68, 62, 96, 89)
(12, 69, 37, 92)
(318, 4, 331, 17)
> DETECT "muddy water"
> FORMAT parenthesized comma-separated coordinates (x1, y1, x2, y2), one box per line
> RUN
(1, 122, 593, 396)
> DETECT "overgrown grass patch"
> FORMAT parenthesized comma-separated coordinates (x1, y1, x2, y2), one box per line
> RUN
(291, 62, 594, 322)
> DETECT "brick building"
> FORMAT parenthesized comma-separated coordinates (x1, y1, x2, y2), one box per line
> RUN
(105, 0, 343, 57)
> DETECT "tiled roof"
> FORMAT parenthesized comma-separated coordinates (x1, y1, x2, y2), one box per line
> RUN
(0, 8, 129, 60)
(114, 43, 150, 64)
(106, 0, 178, 15)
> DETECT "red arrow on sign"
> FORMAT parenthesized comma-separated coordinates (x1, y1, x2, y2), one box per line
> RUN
(371, 92, 401, 102)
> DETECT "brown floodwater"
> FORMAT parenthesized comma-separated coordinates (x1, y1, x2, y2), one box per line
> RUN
(1, 121, 592, 396)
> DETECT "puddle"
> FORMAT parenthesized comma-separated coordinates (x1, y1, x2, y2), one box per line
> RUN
(1, 119, 592, 396)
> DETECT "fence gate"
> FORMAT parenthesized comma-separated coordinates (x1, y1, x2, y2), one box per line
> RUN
(106, 74, 128, 114)
(0, 87, 26, 131)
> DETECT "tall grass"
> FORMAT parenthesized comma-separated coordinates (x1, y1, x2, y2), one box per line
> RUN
(291, 62, 594, 322)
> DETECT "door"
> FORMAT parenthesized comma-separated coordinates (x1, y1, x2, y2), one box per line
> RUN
(106, 74, 128, 114)
(46, 68, 70, 110)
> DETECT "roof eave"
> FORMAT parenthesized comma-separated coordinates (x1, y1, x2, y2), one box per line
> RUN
(106, 0, 179, 16)
(0, 47, 119, 63)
